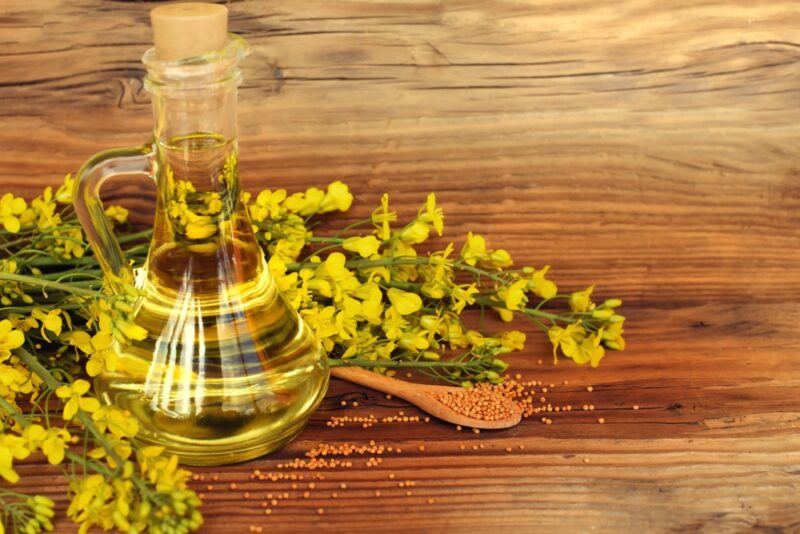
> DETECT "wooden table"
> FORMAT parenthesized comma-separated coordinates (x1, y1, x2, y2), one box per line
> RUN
(2, 1, 799, 532)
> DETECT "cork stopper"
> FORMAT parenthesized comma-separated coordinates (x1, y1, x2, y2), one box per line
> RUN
(150, 3, 228, 62)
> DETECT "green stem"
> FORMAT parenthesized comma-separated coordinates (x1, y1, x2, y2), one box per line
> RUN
(0, 272, 99, 297)
(472, 295, 563, 322)
(13, 348, 126, 470)
(118, 229, 153, 245)
(330, 357, 478, 370)
(307, 236, 344, 244)
(20, 244, 148, 269)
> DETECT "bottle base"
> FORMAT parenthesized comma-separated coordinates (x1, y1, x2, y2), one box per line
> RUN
(132, 415, 313, 466)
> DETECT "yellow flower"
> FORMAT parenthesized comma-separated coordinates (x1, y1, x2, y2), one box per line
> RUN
(92, 406, 138, 439)
(250, 188, 287, 222)
(569, 285, 595, 313)
(496, 330, 526, 352)
(571, 333, 605, 367)
(300, 305, 338, 348)
(343, 235, 382, 258)
(184, 212, 217, 240)
(0, 433, 30, 483)
(399, 221, 430, 245)
(31, 308, 63, 340)
(55, 173, 75, 204)
(355, 282, 383, 324)
(371, 194, 397, 240)
(547, 323, 585, 363)
(450, 283, 478, 314)
(523, 266, 557, 299)
(22, 424, 70, 465)
(334, 297, 362, 340)
(104, 205, 129, 224)
(418, 193, 444, 235)
(601, 321, 626, 351)
(67, 474, 115, 532)
(398, 329, 429, 352)
(319, 181, 353, 213)
(479, 249, 513, 270)
(387, 288, 422, 315)
(83, 331, 118, 377)
(498, 279, 528, 311)
(0, 192, 27, 233)
(55, 379, 100, 421)
(460, 232, 486, 266)
(284, 187, 325, 216)
(381, 308, 408, 340)
(0, 319, 25, 359)
(30, 187, 60, 232)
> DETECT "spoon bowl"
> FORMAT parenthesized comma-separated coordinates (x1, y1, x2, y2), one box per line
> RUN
(331, 366, 522, 429)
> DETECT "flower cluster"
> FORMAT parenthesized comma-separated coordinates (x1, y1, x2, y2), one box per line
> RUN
(257, 189, 625, 384)
(0, 174, 625, 532)
(0, 174, 200, 534)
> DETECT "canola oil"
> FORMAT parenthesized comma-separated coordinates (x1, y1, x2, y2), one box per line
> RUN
(93, 132, 328, 465)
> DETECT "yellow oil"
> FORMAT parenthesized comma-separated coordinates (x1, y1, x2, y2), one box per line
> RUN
(93, 132, 328, 466)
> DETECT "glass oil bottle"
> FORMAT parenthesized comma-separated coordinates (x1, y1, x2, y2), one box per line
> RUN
(72, 5, 328, 465)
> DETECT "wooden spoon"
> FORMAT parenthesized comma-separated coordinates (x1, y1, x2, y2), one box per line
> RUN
(331, 366, 522, 429)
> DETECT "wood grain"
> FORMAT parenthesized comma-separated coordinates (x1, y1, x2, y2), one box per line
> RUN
(2, 0, 800, 532)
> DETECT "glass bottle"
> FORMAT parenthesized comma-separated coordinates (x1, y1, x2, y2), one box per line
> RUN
(72, 17, 328, 466)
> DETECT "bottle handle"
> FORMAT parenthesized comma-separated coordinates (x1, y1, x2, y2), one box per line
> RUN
(73, 142, 156, 292)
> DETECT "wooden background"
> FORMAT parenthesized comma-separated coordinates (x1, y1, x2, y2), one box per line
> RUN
(2, 0, 800, 532)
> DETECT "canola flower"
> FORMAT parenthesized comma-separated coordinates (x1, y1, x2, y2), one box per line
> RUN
(0, 173, 625, 532)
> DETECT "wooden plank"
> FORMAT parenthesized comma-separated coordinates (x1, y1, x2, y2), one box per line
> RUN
(1, 0, 799, 532)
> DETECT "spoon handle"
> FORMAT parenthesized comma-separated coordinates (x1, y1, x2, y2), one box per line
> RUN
(330, 366, 429, 404)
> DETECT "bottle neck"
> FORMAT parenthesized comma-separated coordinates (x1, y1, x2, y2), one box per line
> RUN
(150, 86, 238, 146)
(141, 37, 251, 250)
(143, 35, 248, 148)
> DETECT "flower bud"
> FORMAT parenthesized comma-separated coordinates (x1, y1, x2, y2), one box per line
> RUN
(603, 298, 622, 308)
(122, 460, 134, 479)
(491, 358, 509, 371)
(421, 351, 440, 361)
(591, 309, 613, 320)
(460, 381, 473, 389)
(33, 504, 54, 518)
(609, 314, 626, 324)
(32, 496, 54, 508)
